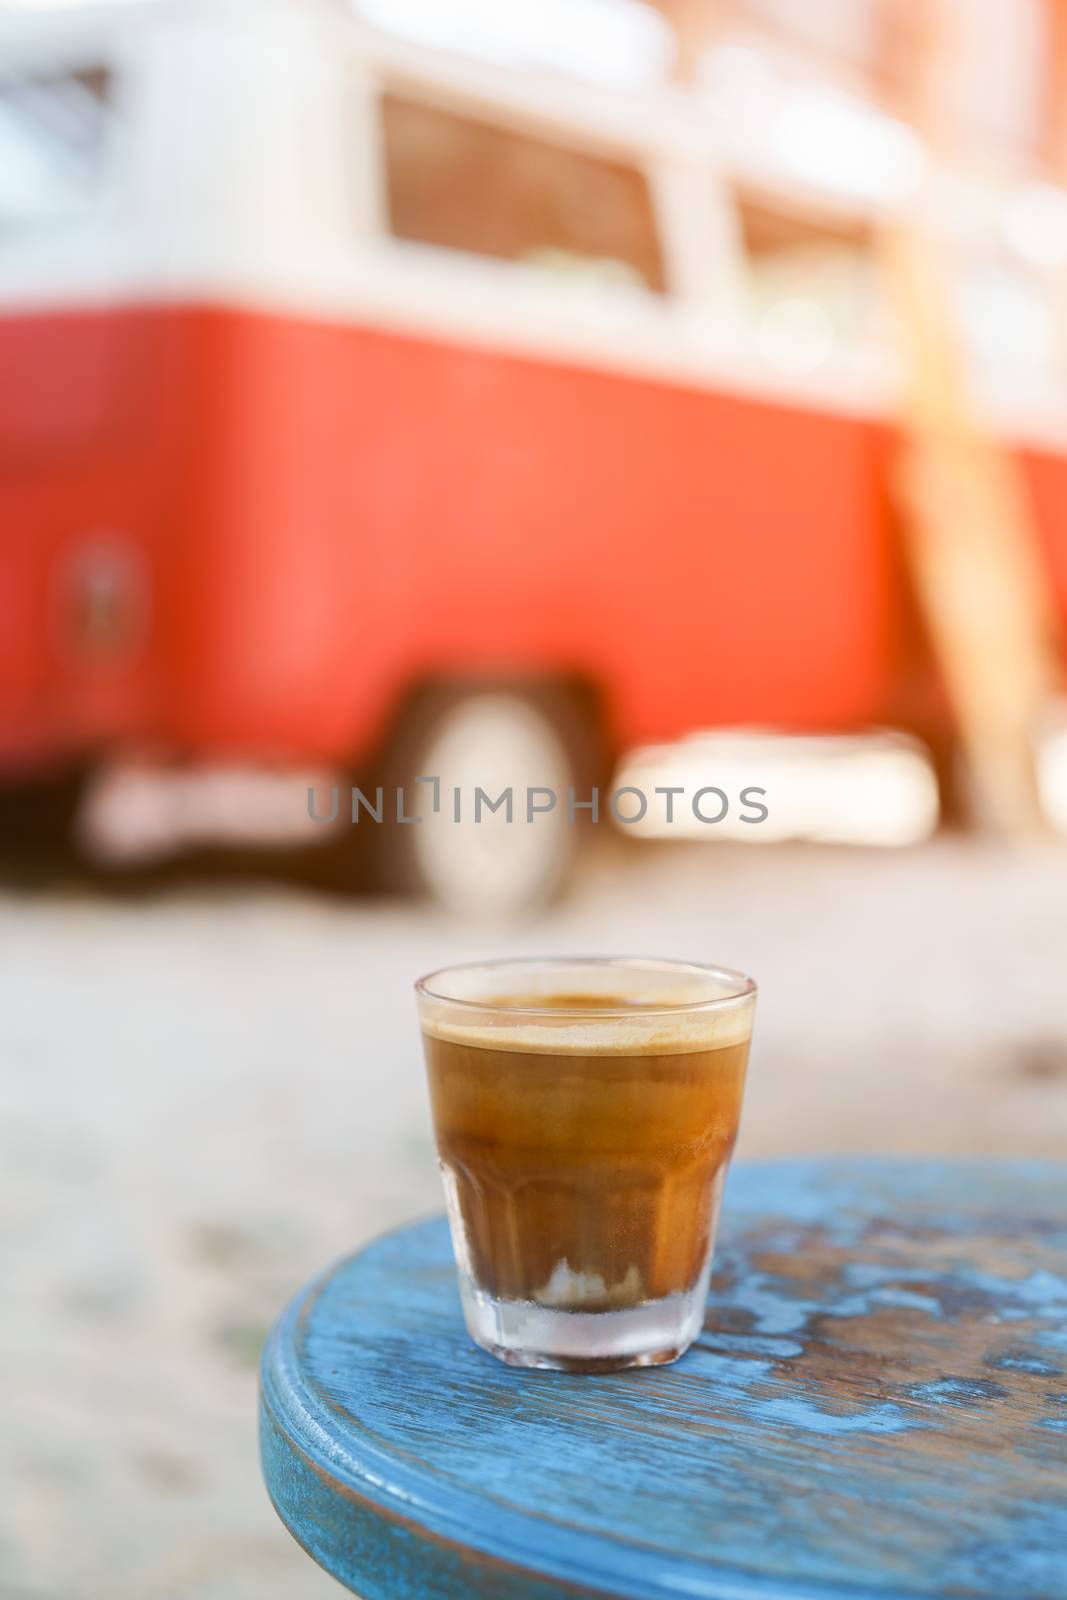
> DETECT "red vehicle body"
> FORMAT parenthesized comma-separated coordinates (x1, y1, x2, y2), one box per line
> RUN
(3, 2, 1067, 892)
(2, 301, 904, 763)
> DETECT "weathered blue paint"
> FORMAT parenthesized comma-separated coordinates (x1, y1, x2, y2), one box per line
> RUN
(260, 1159, 1067, 1600)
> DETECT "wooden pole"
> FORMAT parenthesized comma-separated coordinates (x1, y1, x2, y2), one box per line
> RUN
(655, 0, 728, 84)
(880, 0, 1060, 834)
(1041, 0, 1067, 174)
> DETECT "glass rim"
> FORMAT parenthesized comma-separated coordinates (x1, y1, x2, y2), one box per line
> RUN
(414, 955, 756, 1018)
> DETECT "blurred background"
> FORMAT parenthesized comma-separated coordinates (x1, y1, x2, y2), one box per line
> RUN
(2, 0, 1067, 1595)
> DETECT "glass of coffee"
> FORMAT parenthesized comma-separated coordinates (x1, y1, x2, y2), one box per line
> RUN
(416, 956, 756, 1372)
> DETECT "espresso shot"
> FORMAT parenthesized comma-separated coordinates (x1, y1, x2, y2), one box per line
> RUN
(416, 959, 756, 1371)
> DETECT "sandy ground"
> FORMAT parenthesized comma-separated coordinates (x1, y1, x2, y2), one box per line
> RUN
(3, 837, 1066, 1598)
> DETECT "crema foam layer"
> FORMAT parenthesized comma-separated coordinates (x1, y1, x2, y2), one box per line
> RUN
(418, 995, 754, 1055)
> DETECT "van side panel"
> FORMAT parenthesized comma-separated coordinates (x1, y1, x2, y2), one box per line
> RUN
(0, 306, 164, 766)
(10, 302, 1067, 768)
(156, 307, 900, 760)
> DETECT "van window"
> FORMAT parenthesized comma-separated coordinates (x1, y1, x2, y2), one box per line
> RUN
(0, 64, 114, 232)
(380, 92, 666, 293)
(730, 0, 883, 74)
(737, 195, 883, 367)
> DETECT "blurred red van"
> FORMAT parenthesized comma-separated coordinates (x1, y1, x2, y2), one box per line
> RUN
(2, 0, 1066, 904)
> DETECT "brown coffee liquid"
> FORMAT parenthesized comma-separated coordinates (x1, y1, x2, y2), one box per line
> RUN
(422, 994, 749, 1309)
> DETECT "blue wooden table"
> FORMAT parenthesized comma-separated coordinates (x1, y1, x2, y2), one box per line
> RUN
(260, 1159, 1067, 1600)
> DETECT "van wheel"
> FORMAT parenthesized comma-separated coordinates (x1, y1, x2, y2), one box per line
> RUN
(380, 683, 598, 918)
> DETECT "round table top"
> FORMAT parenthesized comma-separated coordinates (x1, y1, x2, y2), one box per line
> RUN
(260, 1159, 1067, 1600)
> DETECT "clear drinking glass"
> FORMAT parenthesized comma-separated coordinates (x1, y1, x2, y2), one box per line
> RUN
(416, 956, 756, 1372)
